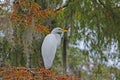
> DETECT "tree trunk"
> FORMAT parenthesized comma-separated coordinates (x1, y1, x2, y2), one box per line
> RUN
(22, 27, 33, 68)
(62, 33, 67, 73)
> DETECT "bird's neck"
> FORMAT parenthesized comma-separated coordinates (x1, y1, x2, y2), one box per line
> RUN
(53, 33, 61, 46)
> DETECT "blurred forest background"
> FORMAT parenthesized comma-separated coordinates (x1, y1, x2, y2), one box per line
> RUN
(0, 0, 120, 80)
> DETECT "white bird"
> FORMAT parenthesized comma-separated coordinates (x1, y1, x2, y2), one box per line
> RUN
(41, 27, 68, 69)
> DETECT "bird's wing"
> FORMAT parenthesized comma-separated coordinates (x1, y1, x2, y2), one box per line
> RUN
(41, 34, 58, 69)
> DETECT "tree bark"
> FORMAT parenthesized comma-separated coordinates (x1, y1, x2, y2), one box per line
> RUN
(62, 33, 67, 73)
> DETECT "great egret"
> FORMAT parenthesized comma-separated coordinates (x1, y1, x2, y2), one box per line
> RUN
(41, 27, 68, 69)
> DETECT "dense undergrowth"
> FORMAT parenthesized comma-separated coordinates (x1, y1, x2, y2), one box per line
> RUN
(0, 66, 79, 80)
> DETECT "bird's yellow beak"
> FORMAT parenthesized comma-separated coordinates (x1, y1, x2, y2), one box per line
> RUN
(62, 29, 68, 32)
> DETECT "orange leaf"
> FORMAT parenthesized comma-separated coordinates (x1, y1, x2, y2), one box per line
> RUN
(36, 25, 50, 34)
(32, 2, 41, 10)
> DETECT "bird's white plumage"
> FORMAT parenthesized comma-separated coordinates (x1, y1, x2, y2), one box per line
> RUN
(41, 28, 62, 69)
(41, 34, 57, 69)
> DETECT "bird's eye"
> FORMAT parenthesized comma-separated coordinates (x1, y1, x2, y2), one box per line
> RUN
(58, 28, 61, 30)
(57, 32, 62, 34)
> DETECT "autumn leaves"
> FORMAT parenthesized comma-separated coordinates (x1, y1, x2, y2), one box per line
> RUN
(10, 0, 56, 34)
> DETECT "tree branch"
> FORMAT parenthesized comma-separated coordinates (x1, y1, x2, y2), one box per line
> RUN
(54, 4, 68, 12)
(98, 0, 106, 8)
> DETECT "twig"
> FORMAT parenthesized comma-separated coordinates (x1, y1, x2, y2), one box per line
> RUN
(54, 4, 68, 12)
(98, 0, 106, 8)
